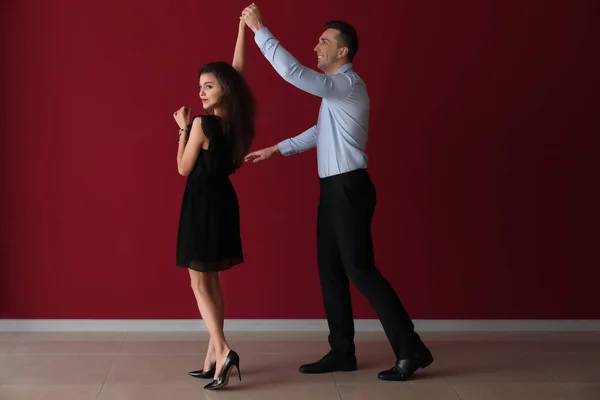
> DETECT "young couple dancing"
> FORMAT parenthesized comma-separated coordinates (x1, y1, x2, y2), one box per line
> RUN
(172, 3, 433, 390)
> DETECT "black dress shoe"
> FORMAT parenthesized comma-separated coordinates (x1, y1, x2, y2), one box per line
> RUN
(299, 351, 357, 374)
(188, 364, 215, 379)
(378, 351, 434, 381)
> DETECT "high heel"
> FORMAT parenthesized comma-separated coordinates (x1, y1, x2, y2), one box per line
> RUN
(188, 363, 215, 379)
(203, 350, 241, 390)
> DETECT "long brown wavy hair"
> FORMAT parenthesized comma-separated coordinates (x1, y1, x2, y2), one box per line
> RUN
(199, 62, 256, 171)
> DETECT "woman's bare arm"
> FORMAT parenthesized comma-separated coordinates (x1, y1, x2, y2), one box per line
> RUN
(232, 19, 247, 74)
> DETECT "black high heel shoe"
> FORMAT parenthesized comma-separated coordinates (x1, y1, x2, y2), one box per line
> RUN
(203, 350, 241, 390)
(188, 364, 215, 379)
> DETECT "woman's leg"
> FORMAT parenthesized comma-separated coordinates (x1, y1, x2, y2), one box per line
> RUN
(210, 272, 225, 330)
(189, 267, 230, 378)
(204, 337, 216, 371)
(189, 279, 216, 371)
(202, 274, 224, 371)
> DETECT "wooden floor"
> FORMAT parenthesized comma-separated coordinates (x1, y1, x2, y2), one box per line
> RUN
(1, 331, 599, 399)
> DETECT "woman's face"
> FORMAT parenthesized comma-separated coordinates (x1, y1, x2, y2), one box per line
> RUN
(199, 73, 224, 112)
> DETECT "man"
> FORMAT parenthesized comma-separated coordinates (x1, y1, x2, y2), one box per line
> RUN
(241, 4, 433, 381)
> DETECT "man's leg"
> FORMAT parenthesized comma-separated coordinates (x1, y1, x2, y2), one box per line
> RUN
(299, 179, 357, 374)
(317, 199, 356, 360)
(334, 170, 430, 368)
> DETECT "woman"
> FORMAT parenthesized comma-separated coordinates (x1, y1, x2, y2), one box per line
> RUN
(172, 18, 254, 390)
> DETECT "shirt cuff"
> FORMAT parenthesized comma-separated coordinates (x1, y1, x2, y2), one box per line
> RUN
(277, 139, 295, 156)
(254, 26, 273, 49)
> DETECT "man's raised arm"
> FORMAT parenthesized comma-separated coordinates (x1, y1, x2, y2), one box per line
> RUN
(242, 4, 352, 101)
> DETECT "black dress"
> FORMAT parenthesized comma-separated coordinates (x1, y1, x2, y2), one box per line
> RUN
(176, 115, 243, 272)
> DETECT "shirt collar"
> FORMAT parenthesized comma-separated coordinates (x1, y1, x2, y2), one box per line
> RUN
(334, 63, 353, 74)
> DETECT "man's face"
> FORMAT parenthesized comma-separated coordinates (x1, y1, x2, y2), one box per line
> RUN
(314, 28, 344, 73)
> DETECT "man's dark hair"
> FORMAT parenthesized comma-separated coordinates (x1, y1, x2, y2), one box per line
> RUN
(325, 20, 359, 62)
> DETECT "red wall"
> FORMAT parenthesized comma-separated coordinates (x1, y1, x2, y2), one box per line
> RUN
(2, 0, 598, 320)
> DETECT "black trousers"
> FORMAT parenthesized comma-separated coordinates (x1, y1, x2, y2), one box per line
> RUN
(318, 169, 424, 360)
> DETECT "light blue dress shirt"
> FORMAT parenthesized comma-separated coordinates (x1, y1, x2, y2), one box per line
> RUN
(254, 27, 370, 178)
